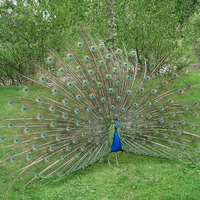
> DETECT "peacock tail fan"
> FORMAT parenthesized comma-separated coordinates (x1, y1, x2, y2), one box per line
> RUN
(1, 32, 200, 193)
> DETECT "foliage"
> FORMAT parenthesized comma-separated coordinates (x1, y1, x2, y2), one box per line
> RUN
(0, 0, 199, 85)
(185, 11, 200, 62)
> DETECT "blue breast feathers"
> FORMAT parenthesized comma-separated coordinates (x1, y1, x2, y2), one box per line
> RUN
(111, 123, 122, 152)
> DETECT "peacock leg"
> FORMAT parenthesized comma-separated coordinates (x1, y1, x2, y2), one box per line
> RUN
(115, 152, 119, 165)
(108, 156, 111, 166)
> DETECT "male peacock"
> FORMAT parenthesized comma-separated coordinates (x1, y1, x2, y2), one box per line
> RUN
(1, 33, 200, 194)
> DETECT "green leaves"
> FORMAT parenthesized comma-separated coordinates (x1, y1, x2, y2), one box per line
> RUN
(0, 0, 199, 85)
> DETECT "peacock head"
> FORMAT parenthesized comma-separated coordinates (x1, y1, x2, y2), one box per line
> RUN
(115, 122, 120, 129)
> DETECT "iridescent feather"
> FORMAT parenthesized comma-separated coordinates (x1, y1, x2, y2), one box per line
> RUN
(1, 33, 200, 194)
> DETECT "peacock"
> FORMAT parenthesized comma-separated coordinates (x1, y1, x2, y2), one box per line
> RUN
(1, 32, 200, 195)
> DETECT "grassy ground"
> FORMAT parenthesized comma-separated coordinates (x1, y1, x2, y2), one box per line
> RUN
(0, 73, 200, 200)
(1, 153, 200, 200)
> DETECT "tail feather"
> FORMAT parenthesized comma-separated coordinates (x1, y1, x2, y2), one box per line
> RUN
(1, 33, 200, 195)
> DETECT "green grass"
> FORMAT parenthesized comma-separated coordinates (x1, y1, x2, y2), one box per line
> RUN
(1, 154, 200, 200)
(1, 73, 200, 200)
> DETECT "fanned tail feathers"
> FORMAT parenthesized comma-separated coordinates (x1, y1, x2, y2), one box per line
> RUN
(1, 33, 200, 193)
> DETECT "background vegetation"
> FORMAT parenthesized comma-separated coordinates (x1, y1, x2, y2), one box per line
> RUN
(0, 0, 200, 85)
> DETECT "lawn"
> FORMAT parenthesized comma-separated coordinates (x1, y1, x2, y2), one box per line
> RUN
(0, 73, 200, 200)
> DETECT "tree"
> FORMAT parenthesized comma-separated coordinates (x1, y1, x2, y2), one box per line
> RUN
(0, 0, 199, 85)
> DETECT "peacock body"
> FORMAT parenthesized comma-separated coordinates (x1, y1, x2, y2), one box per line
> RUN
(1, 33, 200, 193)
